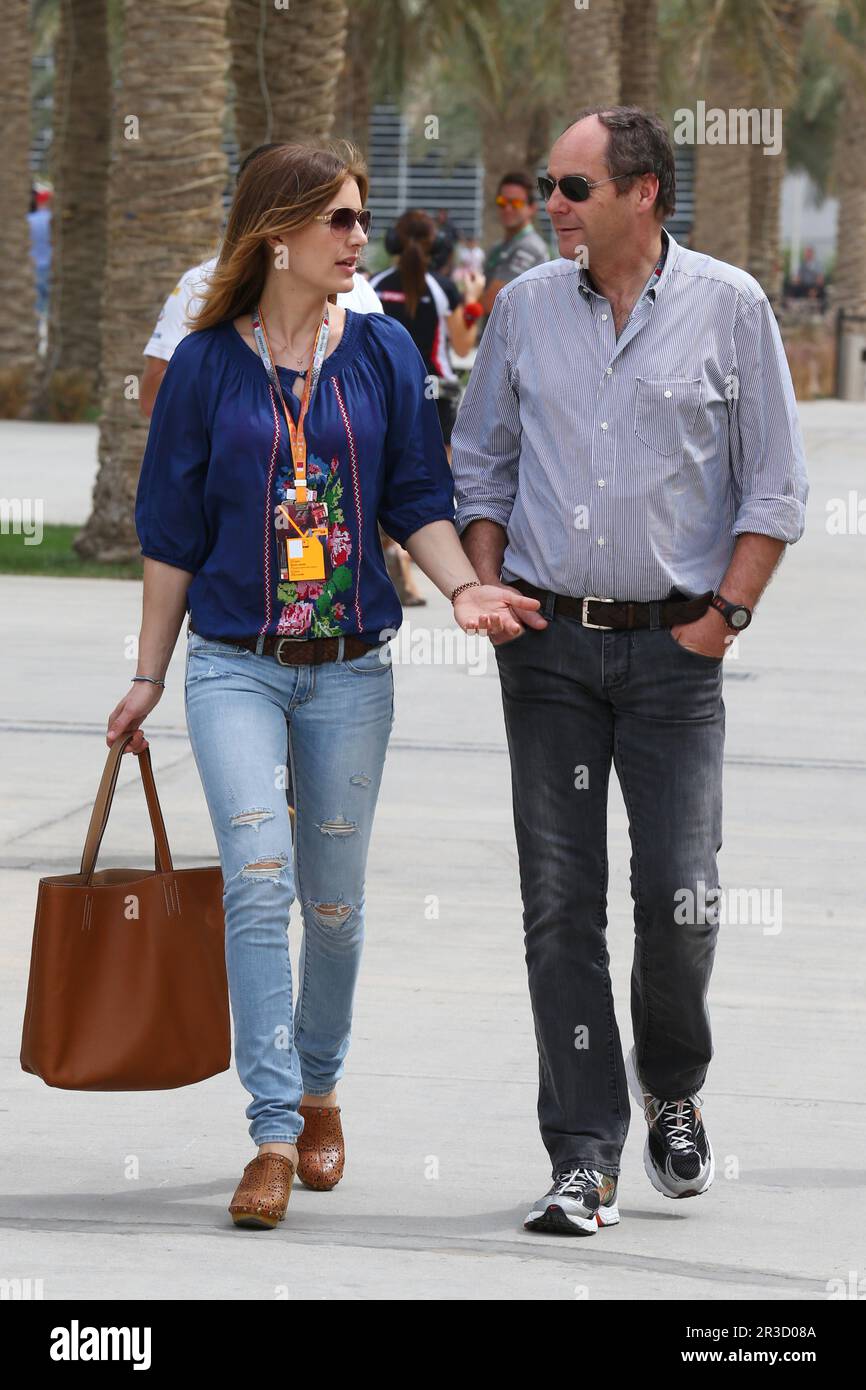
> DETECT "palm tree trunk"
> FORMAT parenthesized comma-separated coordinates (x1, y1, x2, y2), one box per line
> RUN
(334, 2, 373, 153)
(689, 43, 754, 266)
(75, 0, 229, 562)
(0, 0, 38, 417)
(747, 2, 810, 301)
(564, 0, 623, 113)
(229, 0, 348, 156)
(619, 0, 659, 110)
(41, 0, 110, 411)
(834, 77, 866, 318)
(747, 144, 786, 299)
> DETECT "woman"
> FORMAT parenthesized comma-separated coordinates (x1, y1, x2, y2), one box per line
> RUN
(106, 143, 538, 1230)
(370, 209, 485, 609)
(370, 208, 484, 458)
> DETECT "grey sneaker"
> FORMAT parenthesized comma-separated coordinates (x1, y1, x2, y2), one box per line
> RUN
(626, 1045, 714, 1199)
(524, 1167, 620, 1235)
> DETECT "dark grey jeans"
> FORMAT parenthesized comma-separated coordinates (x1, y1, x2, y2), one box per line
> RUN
(495, 609, 725, 1176)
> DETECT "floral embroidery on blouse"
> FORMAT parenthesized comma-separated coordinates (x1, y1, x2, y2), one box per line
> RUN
(274, 452, 354, 638)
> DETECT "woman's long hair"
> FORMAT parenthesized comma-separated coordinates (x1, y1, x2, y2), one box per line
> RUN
(393, 209, 436, 318)
(189, 142, 369, 331)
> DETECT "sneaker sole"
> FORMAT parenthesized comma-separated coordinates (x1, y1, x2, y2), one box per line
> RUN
(625, 1046, 715, 1200)
(524, 1202, 620, 1235)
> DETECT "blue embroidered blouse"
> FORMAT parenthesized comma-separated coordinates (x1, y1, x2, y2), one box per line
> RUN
(135, 309, 455, 643)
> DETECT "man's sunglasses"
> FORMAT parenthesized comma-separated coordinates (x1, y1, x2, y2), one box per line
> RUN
(495, 194, 528, 209)
(537, 172, 647, 203)
(312, 207, 373, 235)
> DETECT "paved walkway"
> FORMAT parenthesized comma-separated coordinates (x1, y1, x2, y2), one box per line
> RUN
(1, 404, 864, 1298)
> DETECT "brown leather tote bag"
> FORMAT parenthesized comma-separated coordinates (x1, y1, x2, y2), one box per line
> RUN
(20, 732, 230, 1090)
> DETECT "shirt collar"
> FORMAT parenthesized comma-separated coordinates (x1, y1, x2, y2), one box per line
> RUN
(577, 226, 675, 303)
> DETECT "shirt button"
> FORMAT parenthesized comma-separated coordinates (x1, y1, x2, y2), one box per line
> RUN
(600, 421, 608, 430)
(664, 389, 672, 398)
(601, 313, 608, 321)
(606, 367, 613, 375)
(597, 537, 605, 546)
(597, 479, 605, 487)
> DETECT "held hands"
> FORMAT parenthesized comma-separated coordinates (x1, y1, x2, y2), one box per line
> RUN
(106, 681, 165, 755)
(452, 583, 547, 641)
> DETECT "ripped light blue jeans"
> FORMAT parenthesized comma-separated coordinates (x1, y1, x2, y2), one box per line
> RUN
(184, 630, 394, 1146)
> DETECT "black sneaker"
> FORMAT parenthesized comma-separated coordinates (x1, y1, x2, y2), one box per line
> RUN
(626, 1046, 714, 1198)
(524, 1167, 620, 1235)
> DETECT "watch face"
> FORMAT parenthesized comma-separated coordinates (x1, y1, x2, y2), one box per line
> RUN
(730, 607, 750, 628)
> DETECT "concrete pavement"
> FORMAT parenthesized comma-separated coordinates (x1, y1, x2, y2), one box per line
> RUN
(0, 405, 864, 1300)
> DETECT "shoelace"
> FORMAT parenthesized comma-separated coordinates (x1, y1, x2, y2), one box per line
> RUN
(647, 1094, 704, 1152)
(552, 1166, 605, 1196)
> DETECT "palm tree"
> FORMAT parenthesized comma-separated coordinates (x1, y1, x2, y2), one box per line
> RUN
(422, 0, 564, 246)
(0, 0, 38, 418)
(229, 0, 348, 156)
(333, 0, 445, 155)
(620, 0, 661, 110)
(75, 0, 229, 561)
(334, 1, 374, 152)
(679, 0, 786, 269)
(828, 0, 866, 318)
(42, 0, 111, 411)
(747, 2, 813, 301)
(565, 0, 624, 112)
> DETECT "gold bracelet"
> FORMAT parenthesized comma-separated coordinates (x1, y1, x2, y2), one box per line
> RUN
(450, 580, 481, 603)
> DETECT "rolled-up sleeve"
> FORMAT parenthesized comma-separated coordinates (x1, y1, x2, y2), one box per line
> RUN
(135, 338, 212, 573)
(376, 323, 455, 546)
(728, 296, 808, 543)
(451, 292, 521, 536)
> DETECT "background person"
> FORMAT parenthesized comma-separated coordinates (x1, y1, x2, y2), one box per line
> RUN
(371, 208, 484, 603)
(370, 209, 484, 459)
(28, 186, 53, 323)
(479, 171, 549, 331)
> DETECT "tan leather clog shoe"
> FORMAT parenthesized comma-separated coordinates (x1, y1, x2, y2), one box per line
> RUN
(229, 1151, 296, 1228)
(296, 1105, 345, 1190)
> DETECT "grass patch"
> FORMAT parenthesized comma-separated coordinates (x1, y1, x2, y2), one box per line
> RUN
(0, 524, 143, 579)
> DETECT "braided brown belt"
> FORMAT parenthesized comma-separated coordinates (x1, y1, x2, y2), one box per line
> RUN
(188, 621, 375, 666)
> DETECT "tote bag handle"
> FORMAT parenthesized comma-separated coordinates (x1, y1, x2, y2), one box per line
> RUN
(79, 733, 174, 884)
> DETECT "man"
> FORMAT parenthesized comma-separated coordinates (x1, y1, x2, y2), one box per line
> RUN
(452, 107, 808, 1236)
(479, 171, 549, 330)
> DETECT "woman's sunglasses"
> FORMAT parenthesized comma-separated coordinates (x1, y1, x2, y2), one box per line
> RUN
(537, 172, 647, 203)
(313, 207, 373, 236)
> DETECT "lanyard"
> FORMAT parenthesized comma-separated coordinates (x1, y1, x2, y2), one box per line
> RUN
(251, 302, 329, 504)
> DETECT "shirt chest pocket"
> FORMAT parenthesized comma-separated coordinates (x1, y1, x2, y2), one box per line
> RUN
(633, 378, 702, 457)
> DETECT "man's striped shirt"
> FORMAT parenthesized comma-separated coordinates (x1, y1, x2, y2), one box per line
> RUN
(452, 229, 808, 601)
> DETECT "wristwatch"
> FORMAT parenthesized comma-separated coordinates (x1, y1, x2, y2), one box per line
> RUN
(710, 592, 752, 631)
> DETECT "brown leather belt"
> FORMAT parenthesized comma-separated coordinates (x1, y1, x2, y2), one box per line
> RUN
(188, 621, 374, 666)
(508, 578, 713, 631)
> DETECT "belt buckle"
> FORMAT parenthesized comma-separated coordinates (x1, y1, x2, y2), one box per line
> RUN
(581, 596, 615, 630)
(274, 637, 305, 665)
